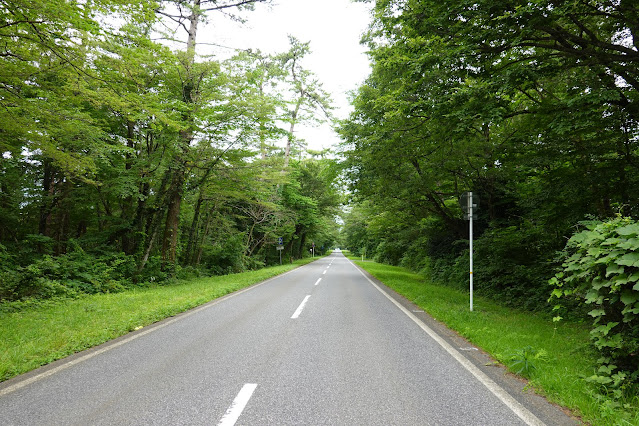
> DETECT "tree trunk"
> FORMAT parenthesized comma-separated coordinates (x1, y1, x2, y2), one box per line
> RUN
(38, 159, 54, 237)
(195, 209, 214, 266)
(121, 120, 137, 254)
(159, 0, 199, 269)
(297, 231, 307, 259)
(284, 98, 302, 168)
(138, 218, 161, 274)
(161, 165, 185, 267)
(183, 191, 204, 265)
(137, 166, 172, 273)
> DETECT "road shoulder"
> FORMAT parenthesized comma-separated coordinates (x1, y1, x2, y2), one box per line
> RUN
(350, 261, 581, 426)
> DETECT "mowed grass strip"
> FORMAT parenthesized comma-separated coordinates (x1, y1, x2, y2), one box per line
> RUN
(0, 258, 317, 382)
(352, 258, 638, 426)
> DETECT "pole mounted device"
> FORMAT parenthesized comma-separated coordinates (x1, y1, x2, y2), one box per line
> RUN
(277, 237, 284, 265)
(459, 192, 479, 311)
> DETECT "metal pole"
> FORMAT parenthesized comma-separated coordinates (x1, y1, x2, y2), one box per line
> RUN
(469, 192, 474, 312)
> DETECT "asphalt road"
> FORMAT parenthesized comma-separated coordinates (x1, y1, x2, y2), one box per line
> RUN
(0, 251, 576, 425)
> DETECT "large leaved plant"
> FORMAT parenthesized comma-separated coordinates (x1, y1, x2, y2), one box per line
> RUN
(551, 217, 639, 393)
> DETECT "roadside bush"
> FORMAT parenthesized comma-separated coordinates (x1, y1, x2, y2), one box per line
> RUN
(427, 251, 470, 292)
(373, 239, 404, 265)
(135, 255, 169, 284)
(0, 248, 138, 303)
(0, 257, 78, 302)
(423, 223, 553, 311)
(400, 236, 431, 274)
(474, 225, 552, 311)
(0, 243, 14, 272)
(200, 232, 247, 275)
(56, 247, 135, 294)
(550, 217, 639, 391)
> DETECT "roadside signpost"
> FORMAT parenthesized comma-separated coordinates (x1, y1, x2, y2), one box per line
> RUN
(459, 192, 479, 311)
(277, 237, 284, 264)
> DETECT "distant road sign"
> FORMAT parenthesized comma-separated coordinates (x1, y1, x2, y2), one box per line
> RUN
(278, 237, 283, 245)
(277, 245, 284, 250)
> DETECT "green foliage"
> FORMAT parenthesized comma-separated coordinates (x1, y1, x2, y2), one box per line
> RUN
(200, 232, 250, 275)
(0, 1, 340, 305)
(0, 248, 140, 303)
(508, 346, 547, 377)
(474, 225, 555, 311)
(551, 217, 639, 389)
(373, 240, 405, 266)
(340, 0, 639, 317)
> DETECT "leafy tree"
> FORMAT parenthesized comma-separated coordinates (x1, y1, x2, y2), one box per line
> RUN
(152, 0, 272, 268)
(276, 37, 333, 167)
(0, 0, 341, 303)
(341, 0, 639, 312)
(223, 50, 288, 160)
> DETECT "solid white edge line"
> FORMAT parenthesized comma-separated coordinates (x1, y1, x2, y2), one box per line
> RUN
(0, 264, 307, 397)
(291, 295, 311, 319)
(314, 278, 322, 286)
(217, 383, 258, 426)
(347, 259, 546, 426)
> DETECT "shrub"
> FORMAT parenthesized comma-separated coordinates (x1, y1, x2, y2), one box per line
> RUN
(200, 232, 247, 275)
(474, 225, 553, 311)
(550, 217, 639, 390)
(427, 250, 470, 292)
(0, 248, 138, 303)
(373, 239, 404, 265)
(0, 257, 78, 302)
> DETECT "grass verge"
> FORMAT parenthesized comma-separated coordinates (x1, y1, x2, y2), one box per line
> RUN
(351, 257, 638, 426)
(0, 258, 318, 383)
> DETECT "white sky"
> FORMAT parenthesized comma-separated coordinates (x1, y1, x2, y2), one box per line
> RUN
(200, 0, 373, 151)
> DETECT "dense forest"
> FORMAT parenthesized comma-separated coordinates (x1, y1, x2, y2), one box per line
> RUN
(339, 0, 639, 387)
(0, 0, 341, 301)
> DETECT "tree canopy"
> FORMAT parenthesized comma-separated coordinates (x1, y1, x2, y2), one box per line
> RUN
(0, 0, 341, 302)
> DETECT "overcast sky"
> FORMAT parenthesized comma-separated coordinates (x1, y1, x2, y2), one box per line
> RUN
(201, 0, 373, 151)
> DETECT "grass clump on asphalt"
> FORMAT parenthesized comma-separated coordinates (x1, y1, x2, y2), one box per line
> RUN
(0, 258, 317, 383)
(351, 257, 638, 426)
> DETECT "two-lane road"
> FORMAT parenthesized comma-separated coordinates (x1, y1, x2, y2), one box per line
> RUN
(0, 251, 575, 425)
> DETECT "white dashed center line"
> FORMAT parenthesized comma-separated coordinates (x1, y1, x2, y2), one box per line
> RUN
(291, 295, 311, 319)
(314, 278, 322, 286)
(217, 383, 257, 426)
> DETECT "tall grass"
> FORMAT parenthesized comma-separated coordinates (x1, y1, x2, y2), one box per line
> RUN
(0, 259, 316, 382)
(352, 259, 638, 426)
